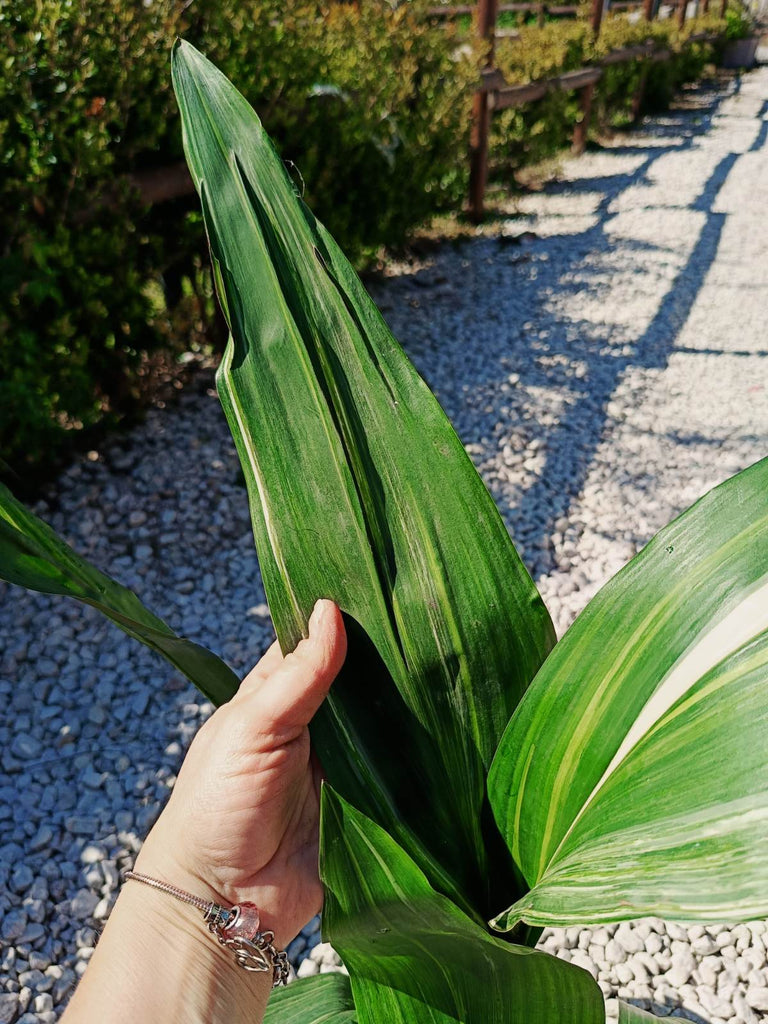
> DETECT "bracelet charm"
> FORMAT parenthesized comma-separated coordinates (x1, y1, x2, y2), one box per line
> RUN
(124, 871, 289, 986)
(206, 901, 289, 981)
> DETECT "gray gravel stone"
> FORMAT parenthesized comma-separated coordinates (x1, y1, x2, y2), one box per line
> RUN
(9, 864, 34, 894)
(2, 910, 27, 943)
(0, 994, 19, 1024)
(9, 736, 41, 760)
(69, 890, 99, 921)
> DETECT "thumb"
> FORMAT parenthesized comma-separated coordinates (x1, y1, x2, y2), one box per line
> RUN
(244, 599, 347, 736)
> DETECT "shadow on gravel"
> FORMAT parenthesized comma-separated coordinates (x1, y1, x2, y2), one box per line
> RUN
(749, 98, 768, 150)
(507, 142, 737, 573)
(380, 73, 763, 582)
(645, 1002, 710, 1022)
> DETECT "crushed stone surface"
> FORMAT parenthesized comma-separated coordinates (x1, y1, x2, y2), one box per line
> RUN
(1, 67, 767, 1022)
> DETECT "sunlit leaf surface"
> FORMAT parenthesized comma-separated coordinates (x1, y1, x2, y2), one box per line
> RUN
(321, 786, 605, 1024)
(489, 459, 768, 928)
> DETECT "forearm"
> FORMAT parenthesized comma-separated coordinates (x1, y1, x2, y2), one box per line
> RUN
(62, 880, 271, 1024)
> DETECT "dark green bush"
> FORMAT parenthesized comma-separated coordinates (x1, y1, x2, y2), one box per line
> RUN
(1, 0, 193, 473)
(0, 0, 477, 476)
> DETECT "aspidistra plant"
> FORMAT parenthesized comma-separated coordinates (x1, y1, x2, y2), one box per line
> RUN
(2, 39, 767, 1024)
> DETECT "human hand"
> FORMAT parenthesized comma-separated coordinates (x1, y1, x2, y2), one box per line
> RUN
(134, 599, 347, 949)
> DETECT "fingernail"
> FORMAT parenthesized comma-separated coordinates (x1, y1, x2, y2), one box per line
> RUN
(309, 599, 328, 634)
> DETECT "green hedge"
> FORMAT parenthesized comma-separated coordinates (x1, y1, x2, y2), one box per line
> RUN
(491, 13, 727, 171)
(0, 0, 477, 475)
(0, 1, 732, 476)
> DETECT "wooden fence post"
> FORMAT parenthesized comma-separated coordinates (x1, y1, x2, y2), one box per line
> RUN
(573, 82, 596, 153)
(591, 0, 604, 37)
(637, 0, 655, 116)
(573, 0, 603, 155)
(631, 65, 650, 122)
(538, 3, 547, 27)
(720, 0, 727, 17)
(677, 0, 687, 28)
(702, 0, 710, 12)
(469, 0, 499, 223)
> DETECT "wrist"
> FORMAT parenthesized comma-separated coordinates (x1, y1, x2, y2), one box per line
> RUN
(130, 844, 290, 981)
(64, 870, 270, 1024)
(135, 826, 295, 950)
(122, 872, 241, 978)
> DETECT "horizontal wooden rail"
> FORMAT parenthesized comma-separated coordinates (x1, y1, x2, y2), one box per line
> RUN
(492, 65, 603, 110)
(686, 29, 721, 41)
(492, 80, 550, 107)
(480, 67, 510, 89)
(426, 2, 578, 15)
(557, 66, 605, 89)
(598, 41, 657, 63)
(485, 30, 721, 113)
(425, 4, 474, 15)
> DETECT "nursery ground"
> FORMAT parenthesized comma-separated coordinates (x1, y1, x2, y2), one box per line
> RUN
(1, 66, 767, 1024)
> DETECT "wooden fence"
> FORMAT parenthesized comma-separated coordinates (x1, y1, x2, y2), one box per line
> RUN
(427, 0, 727, 219)
(131, 2, 726, 222)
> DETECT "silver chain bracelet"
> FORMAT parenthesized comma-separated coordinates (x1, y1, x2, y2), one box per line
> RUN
(123, 870, 290, 986)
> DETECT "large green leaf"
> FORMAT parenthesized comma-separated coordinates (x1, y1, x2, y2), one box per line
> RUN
(172, 39, 554, 918)
(320, 785, 605, 1024)
(0, 483, 239, 705)
(489, 458, 768, 928)
(264, 974, 356, 1023)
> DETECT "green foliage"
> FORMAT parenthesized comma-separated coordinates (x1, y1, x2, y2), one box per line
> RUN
(493, 22, 591, 172)
(0, 0, 187, 472)
(491, 13, 725, 170)
(0, 0, 475, 476)
(723, 3, 754, 39)
(173, 36, 554, 920)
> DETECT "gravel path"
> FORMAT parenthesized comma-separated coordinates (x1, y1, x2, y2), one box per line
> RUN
(1, 66, 767, 1023)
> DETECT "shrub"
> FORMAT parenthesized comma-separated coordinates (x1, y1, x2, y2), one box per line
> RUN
(0, 0, 187, 472)
(492, 22, 591, 171)
(489, 12, 724, 173)
(0, 0, 476, 477)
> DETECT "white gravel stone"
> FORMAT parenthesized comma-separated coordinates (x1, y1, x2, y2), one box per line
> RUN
(745, 985, 768, 1012)
(296, 958, 320, 978)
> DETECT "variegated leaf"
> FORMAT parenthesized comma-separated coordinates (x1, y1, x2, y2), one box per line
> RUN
(489, 459, 768, 928)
